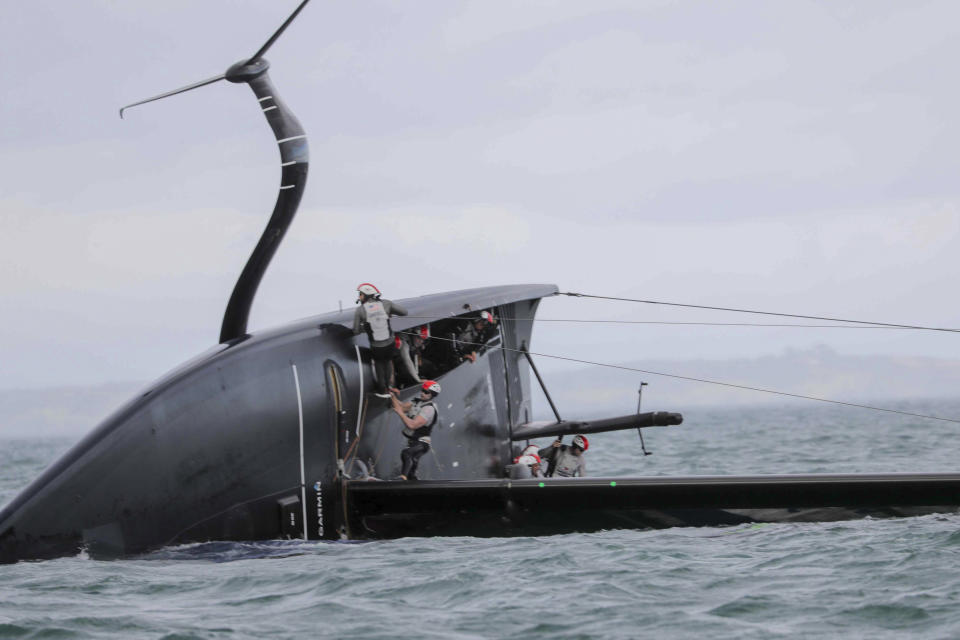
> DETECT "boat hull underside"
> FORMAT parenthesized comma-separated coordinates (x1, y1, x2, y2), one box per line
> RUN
(345, 473, 960, 538)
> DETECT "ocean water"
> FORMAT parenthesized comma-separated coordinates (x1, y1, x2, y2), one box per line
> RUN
(2, 400, 960, 639)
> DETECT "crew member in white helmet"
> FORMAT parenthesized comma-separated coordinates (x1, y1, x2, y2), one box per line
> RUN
(391, 380, 441, 480)
(508, 446, 544, 479)
(353, 283, 408, 398)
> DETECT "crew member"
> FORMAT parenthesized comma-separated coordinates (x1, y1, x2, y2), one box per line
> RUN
(394, 325, 430, 387)
(508, 452, 544, 479)
(540, 434, 588, 477)
(391, 380, 441, 481)
(352, 283, 407, 397)
(475, 310, 498, 343)
(456, 310, 497, 364)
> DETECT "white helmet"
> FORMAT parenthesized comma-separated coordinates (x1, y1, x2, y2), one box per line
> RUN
(571, 434, 589, 451)
(479, 310, 495, 324)
(421, 379, 441, 396)
(520, 444, 539, 457)
(514, 454, 541, 466)
(356, 283, 381, 302)
(357, 282, 380, 296)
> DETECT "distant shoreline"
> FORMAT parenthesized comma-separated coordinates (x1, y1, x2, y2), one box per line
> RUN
(2, 346, 960, 437)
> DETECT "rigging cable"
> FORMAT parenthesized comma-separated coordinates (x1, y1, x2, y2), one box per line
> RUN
(558, 292, 960, 334)
(397, 331, 960, 425)
(401, 316, 923, 329)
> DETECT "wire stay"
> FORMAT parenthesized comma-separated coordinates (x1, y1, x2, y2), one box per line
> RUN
(558, 292, 960, 334)
(397, 331, 960, 425)
(400, 316, 921, 329)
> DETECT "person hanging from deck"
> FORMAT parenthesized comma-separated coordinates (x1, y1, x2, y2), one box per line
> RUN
(394, 325, 431, 388)
(391, 380, 441, 481)
(352, 283, 407, 398)
(539, 434, 588, 477)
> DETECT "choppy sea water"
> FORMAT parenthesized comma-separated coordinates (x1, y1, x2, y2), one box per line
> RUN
(2, 400, 960, 639)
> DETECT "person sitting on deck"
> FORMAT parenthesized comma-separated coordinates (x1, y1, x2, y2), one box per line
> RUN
(391, 380, 441, 481)
(508, 452, 544, 479)
(539, 434, 588, 477)
(352, 283, 407, 398)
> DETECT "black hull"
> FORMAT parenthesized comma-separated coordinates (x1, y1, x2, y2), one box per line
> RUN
(0, 285, 551, 563)
(346, 474, 960, 538)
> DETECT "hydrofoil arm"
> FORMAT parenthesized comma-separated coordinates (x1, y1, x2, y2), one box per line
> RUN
(511, 411, 682, 441)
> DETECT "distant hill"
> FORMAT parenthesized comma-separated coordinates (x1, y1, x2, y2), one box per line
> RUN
(1, 347, 958, 438)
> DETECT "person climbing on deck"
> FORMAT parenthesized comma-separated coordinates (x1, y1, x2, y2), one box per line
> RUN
(352, 283, 407, 398)
(539, 434, 588, 477)
(391, 380, 441, 481)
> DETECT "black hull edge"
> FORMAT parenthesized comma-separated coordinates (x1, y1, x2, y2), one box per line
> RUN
(344, 474, 960, 539)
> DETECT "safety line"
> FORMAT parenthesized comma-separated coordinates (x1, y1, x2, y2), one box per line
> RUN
(558, 292, 960, 334)
(397, 331, 960, 424)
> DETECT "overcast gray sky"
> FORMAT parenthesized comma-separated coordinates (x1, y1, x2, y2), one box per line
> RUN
(2, 0, 959, 391)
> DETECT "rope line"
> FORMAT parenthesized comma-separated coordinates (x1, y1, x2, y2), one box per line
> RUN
(399, 316, 917, 329)
(398, 331, 960, 424)
(558, 292, 960, 334)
